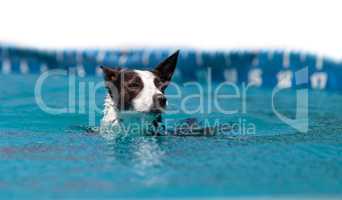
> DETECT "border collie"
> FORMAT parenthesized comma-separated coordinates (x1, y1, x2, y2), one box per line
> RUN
(100, 50, 179, 135)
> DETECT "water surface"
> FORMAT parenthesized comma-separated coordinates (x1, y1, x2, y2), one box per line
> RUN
(0, 74, 341, 199)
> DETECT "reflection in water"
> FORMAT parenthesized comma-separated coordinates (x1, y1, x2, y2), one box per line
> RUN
(102, 132, 165, 186)
(133, 137, 164, 175)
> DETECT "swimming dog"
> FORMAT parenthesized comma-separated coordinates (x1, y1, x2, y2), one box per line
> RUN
(100, 50, 179, 135)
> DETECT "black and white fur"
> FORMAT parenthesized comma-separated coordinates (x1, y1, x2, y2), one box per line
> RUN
(100, 50, 179, 135)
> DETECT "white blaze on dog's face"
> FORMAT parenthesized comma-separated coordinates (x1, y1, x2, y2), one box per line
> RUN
(131, 70, 162, 112)
(101, 50, 179, 113)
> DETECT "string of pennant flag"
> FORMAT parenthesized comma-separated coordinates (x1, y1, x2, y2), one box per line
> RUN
(1, 45, 341, 90)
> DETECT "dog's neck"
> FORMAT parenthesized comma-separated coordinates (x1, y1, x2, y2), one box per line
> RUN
(101, 94, 120, 125)
(101, 94, 161, 135)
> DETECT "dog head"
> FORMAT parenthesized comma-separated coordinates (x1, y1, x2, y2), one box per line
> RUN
(101, 50, 179, 113)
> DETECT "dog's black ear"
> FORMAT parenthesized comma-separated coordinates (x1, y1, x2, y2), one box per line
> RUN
(154, 50, 179, 82)
(100, 66, 121, 81)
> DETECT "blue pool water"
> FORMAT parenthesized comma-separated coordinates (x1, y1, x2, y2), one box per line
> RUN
(0, 74, 342, 199)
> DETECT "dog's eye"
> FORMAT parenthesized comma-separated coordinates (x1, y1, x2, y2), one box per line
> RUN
(155, 78, 167, 91)
(128, 82, 140, 89)
(154, 78, 162, 88)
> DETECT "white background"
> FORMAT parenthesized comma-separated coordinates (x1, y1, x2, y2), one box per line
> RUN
(0, 0, 341, 59)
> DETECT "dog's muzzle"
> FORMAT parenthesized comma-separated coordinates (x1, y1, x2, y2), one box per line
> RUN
(152, 94, 167, 112)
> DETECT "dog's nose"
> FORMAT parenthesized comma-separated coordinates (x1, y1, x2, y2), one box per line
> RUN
(153, 94, 167, 108)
